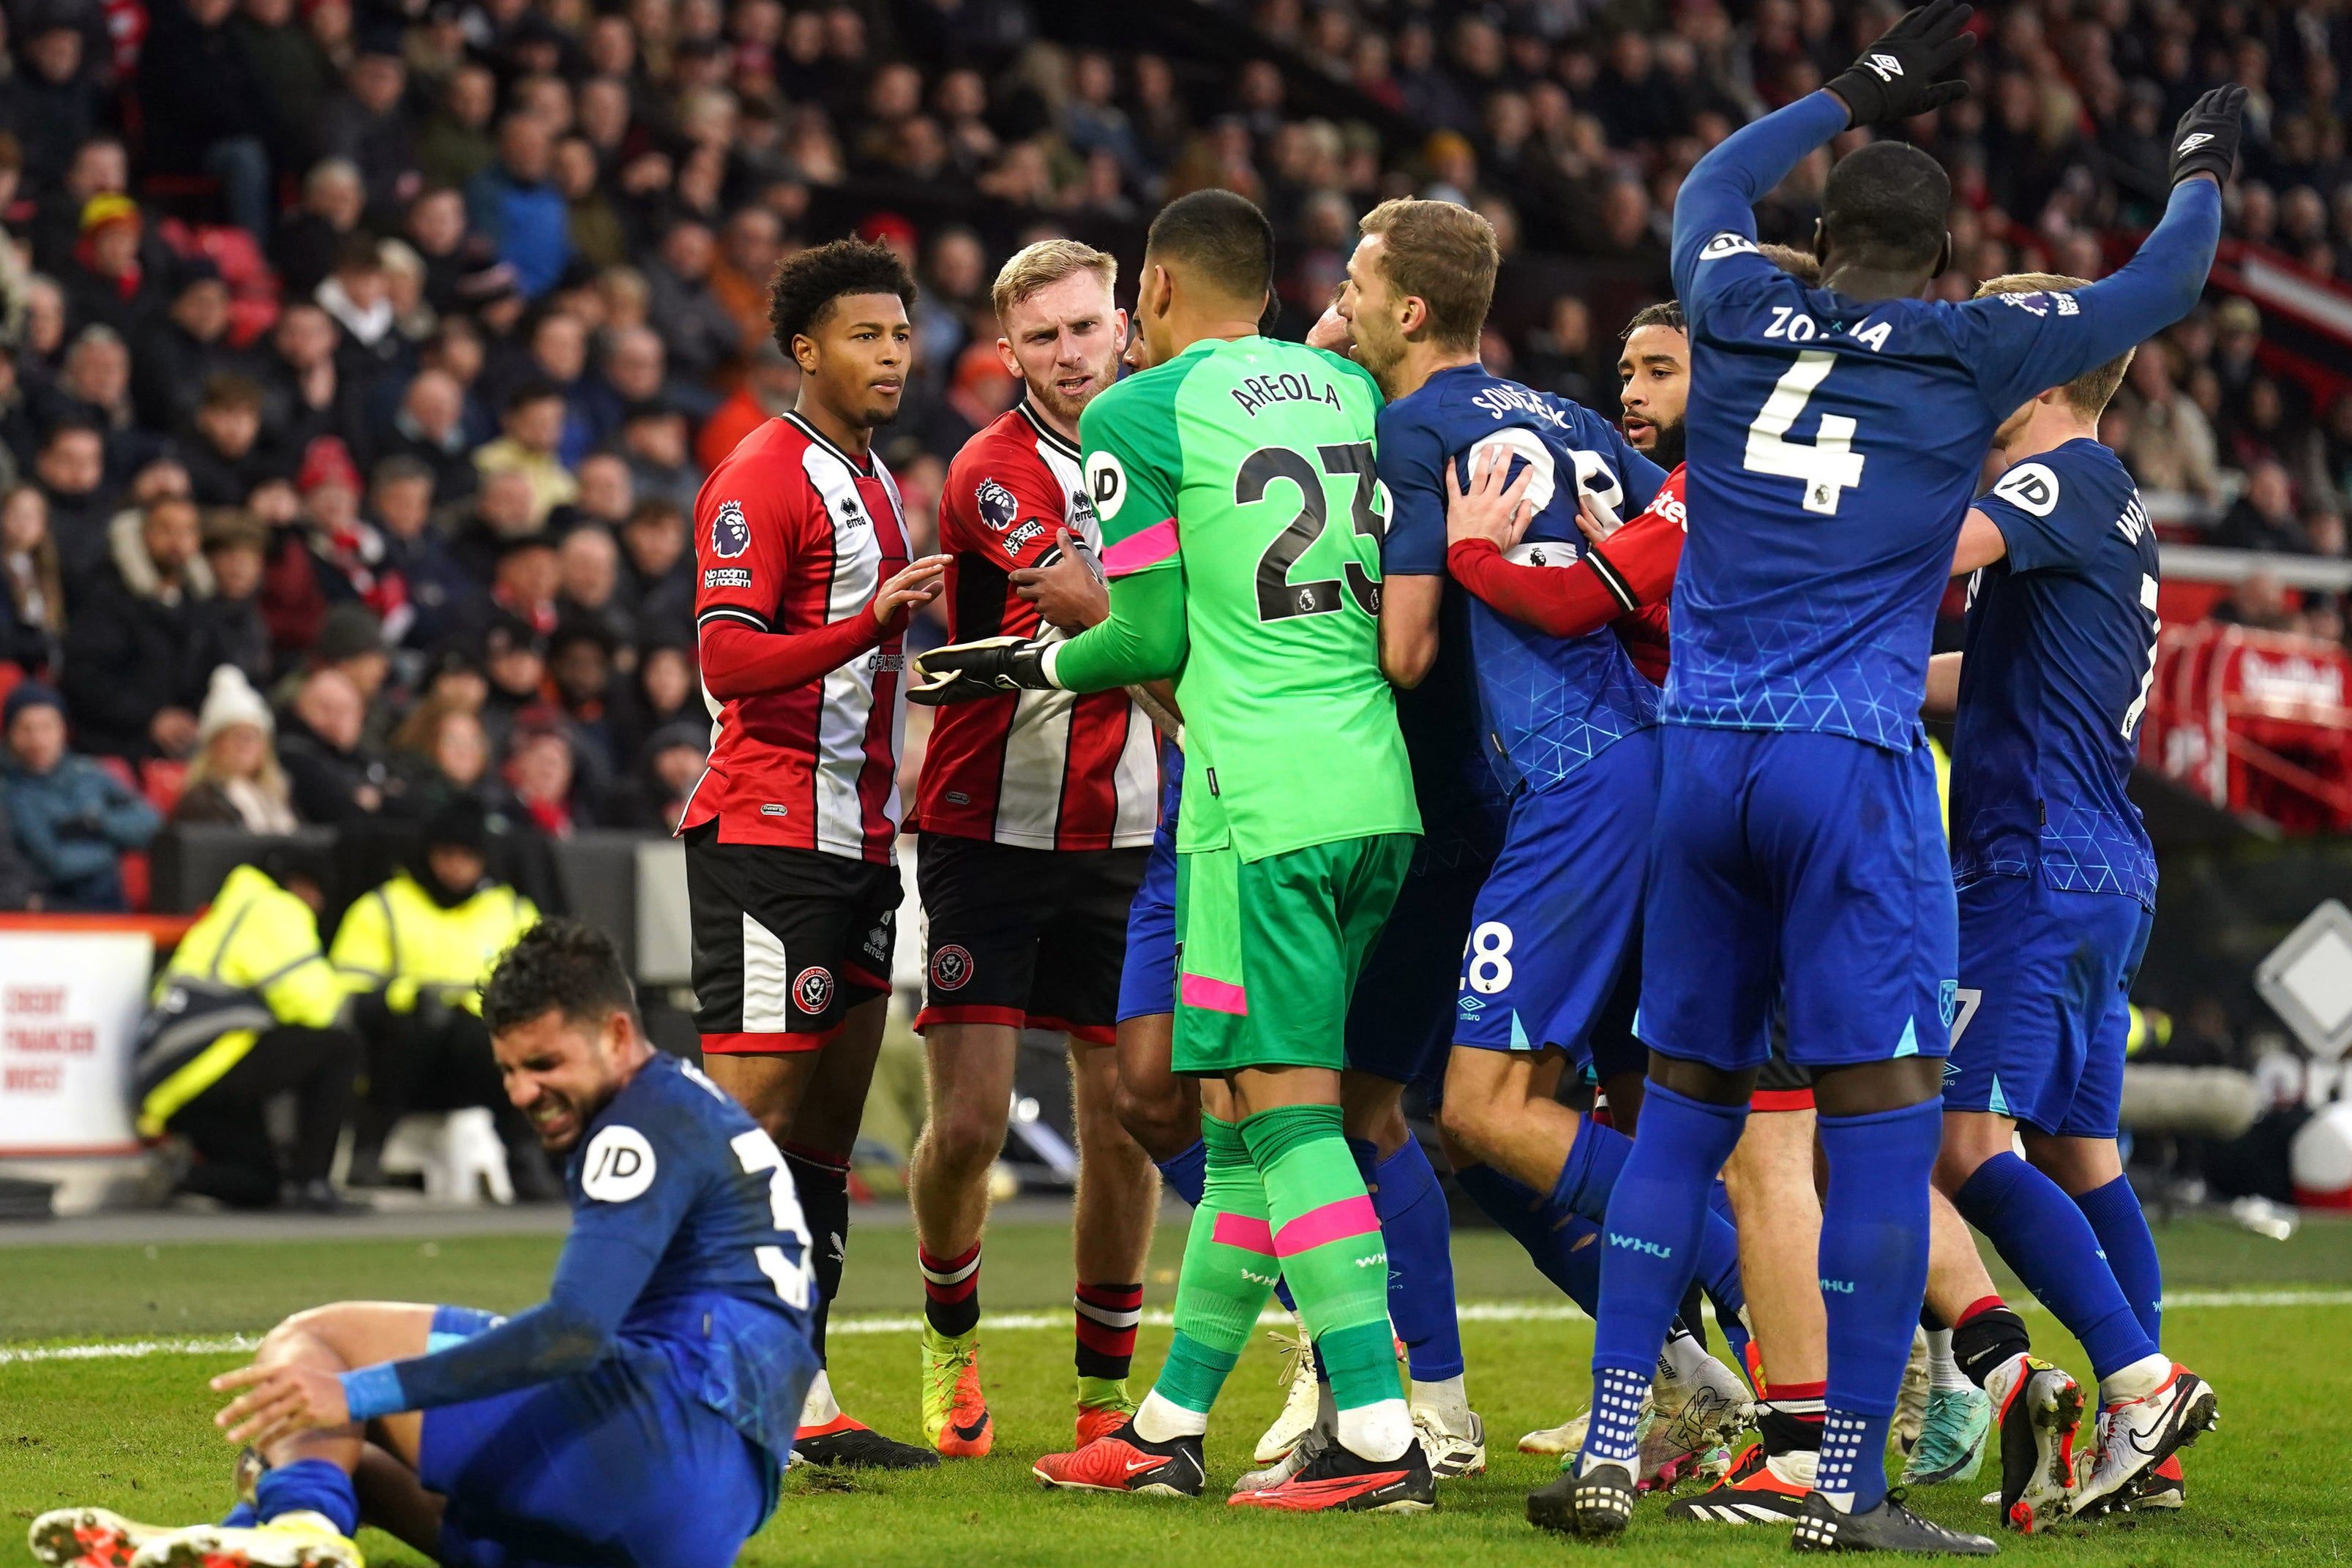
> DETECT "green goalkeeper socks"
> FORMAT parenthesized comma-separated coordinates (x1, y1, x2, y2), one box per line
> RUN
(1150, 1114, 1277, 1421)
(1240, 1104, 1400, 1421)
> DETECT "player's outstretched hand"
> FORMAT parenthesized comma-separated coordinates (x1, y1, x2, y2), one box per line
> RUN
(1447, 446, 1538, 551)
(2170, 84, 2247, 187)
(909, 634, 1053, 704)
(210, 1361, 352, 1449)
(872, 554, 951, 626)
(1011, 528, 1110, 631)
(1826, 0, 1974, 127)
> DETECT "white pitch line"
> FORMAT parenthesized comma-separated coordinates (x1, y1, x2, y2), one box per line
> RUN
(4, 1289, 2346, 1365)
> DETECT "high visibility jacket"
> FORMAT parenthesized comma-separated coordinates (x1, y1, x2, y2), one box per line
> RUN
(135, 865, 345, 1136)
(329, 871, 539, 1016)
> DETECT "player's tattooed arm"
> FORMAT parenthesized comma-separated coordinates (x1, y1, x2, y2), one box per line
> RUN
(1923, 651, 1963, 717)
(1951, 508, 2007, 574)
(1011, 527, 1111, 631)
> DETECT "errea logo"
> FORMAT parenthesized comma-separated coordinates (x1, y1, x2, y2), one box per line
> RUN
(1865, 52, 1903, 80)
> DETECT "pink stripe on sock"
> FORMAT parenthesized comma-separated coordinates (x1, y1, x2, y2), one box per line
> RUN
(1101, 517, 1179, 578)
(1210, 1212, 1276, 1254)
(1274, 1194, 1380, 1256)
(1180, 972, 1248, 1014)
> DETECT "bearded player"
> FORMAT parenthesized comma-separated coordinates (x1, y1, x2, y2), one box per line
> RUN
(907, 239, 1163, 1458)
(683, 238, 948, 1468)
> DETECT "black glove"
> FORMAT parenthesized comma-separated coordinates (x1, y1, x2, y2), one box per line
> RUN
(908, 635, 1054, 705)
(2170, 84, 2247, 187)
(1826, 0, 1976, 127)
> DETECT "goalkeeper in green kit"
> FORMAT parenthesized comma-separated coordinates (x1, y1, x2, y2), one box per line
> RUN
(910, 190, 1429, 1514)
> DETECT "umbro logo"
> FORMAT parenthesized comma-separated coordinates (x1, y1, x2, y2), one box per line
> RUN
(2178, 131, 2214, 153)
(1865, 52, 1902, 80)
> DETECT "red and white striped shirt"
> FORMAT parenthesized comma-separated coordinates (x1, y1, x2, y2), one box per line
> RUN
(684, 413, 913, 864)
(917, 404, 1158, 850)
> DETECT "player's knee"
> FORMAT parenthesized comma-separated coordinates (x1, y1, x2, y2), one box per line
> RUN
(1112, 1076, 1191, 1161)
(1811, 1055, 1943, 1117)
(923, 1100, 1010, 1177)
(1434, 1091, 1499, 1163)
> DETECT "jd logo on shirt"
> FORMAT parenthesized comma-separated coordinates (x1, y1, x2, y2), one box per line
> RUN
(1085, 451, 1126, 521)
(583, 1125, 657, 1202)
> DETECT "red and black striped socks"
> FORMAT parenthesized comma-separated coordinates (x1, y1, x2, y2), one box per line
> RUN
(1074, 1280, 1145, 1382)
(918, 1241, 982, 1338)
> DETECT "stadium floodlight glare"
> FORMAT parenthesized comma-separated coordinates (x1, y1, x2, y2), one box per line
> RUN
(2255, 898, 2352, 1062)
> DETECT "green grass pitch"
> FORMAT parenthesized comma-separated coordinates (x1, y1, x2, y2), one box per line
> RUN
(2, 1216, 2348, 1567)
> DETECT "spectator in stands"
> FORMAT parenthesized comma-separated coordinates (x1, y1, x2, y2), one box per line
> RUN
(254, 302, 362, 468)
(131, 0, 273, 239)
(602, 718, 705, 832)
(643, 221, 741, 386)
(277, 666, 389, 822)
(63, 196, 157, 340)
(34, 419, 116, 585)
(131, 844, 361, 1210)
(615, 400, 698, 511)
(419, 64, 498, 189)
(500, 714, 590, 839)
(0, 680, 160, 912)
(695, 337, 796, 471)
(555, 523, 633, 650)
(308, 602, 394, 729)
(2214, 460, 2317, 555)
(388, 693, 491, 817)
(615, 495, 690, 627)
(130, 258, 239, 437)
(181, 375, 277, 509)
(370, 456, 473, 650)
(332, 792, 551, 1198)
(2212, 571, 2297, 631)
(195, 509, 271, 686)
(274, 159, 370, 300)
(2119, 344, 2219, 506)
(569, 451, 634, 530)
(608, 634, 697, 765)
(477, 612, 550, 758)
(0, 798, 36, 911)
(473, 381, 580, 525)
(45, 327, 161, 483)
(382, 365, 478, 503)
(59, 497, 214, 760)
(318, 43, 419, 220)
(0, 486, 64, 675)
(465, 111, 570, 301)
(172, 665, 299, 833)
(447, 468, 541, 585)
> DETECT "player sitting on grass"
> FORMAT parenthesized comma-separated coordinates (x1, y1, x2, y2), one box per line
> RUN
(1925, 270, 2217, 1523)
(912, 189, 1434, 1514)
(31, 921, 819, 1568)
(1565, 0, 2232, 1550)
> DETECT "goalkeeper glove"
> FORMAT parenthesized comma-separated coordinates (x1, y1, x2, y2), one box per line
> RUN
(908, 635, 1054, 705)
(2169, 84, 2247, 187)
(1826, 0, 1975, 128)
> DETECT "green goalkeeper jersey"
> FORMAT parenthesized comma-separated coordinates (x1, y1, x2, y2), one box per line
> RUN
(1072, 334, 1420, 861)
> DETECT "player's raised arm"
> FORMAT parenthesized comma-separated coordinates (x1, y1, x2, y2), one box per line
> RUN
(1965, 88, 2241, 416)
(1672, 1, 1974, 300)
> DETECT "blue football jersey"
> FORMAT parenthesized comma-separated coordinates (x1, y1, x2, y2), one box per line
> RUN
(562, 1052, 820, 1460)
(1952, 439, 2159, 907)
(1380, 362, 1666, 793)
(1666, 90, 2221, 754)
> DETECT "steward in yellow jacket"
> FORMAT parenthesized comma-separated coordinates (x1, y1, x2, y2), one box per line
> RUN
(134, 849, 363, 1211)
(329, 796, 547, 1194)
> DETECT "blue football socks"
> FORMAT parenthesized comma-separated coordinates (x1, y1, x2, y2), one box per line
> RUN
(1816, 1099, 1942, 1513)
(1350, 1136, 1465, 1381)
(2074, 1173, 2163, 1348)
(1955, 1151, 2157, 1380)
(253, 1458, 359, 1537)
(1453, 1161, 1603, 1314)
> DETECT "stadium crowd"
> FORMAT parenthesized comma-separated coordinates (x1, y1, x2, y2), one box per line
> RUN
(0, 0, 2344, 914)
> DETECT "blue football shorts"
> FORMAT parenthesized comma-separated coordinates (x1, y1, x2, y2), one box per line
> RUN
(416, 1306, 781, 1568)
(1944, 874, 2152, 1139)
(1453, 729, 1657, 1074)
(1638, 727, 1957, 1073)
